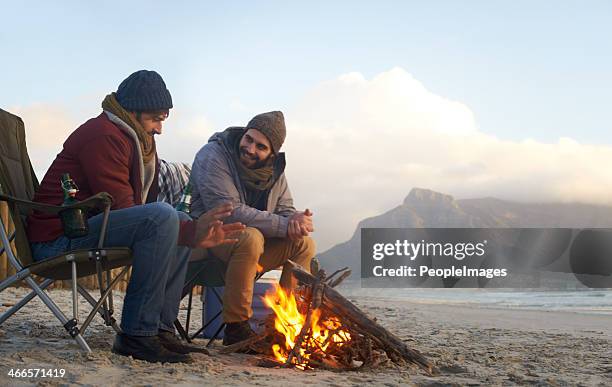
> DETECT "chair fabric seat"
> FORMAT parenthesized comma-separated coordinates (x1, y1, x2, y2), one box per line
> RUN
(185, 257, 226, 289)
(27, 247, 132, 280)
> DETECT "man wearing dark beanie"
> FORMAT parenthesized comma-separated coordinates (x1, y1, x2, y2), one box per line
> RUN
(190, 111, 316, 345)
(27, 70, 244, 363)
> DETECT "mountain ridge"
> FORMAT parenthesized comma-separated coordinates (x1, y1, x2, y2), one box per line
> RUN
(318, 188, 612, 273)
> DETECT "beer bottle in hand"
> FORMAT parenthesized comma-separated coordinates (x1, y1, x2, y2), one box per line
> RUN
(59, 173, 89, 238)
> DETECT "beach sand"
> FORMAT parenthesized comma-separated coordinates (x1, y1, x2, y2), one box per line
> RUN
(0, 287, 610, 386)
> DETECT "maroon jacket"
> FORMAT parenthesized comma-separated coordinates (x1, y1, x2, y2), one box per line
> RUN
(27, 113, 194, 244)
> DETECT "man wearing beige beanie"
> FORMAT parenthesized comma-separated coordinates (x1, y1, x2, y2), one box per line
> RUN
(190, 111, 316, 345)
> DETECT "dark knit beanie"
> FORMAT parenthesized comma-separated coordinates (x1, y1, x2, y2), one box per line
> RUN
(116, 70, 173, 112)
(246, 111, 286, 154)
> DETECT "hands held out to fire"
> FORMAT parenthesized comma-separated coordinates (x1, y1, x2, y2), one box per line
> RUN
(194, 202, 314, 244)
(288, 208, 314, 241)
(194, 202, 245, 248)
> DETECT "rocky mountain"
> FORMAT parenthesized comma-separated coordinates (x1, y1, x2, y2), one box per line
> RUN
(319, 187, 612, 273)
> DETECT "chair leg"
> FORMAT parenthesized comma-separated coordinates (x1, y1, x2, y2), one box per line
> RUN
(95, 261, 111, 324)
(174, 319, 191, 343)
(185, 287, 194, 335)
(188, 325, 205, 341)
(77, 285, 121, 333)
(80, 266, 129, 335)
(106, 269, 115, 316)
(190, 309, 222, 341)
(0, 217, 91, 351)
(174, 285, 197, 343)
(0, 278, 53, 325)
(22, 275, 91, 352)
(71, 261, 79, 322)
(0, 269, 31, 293)
(74, 333, 92, 353)
(187, 286, 226, 342)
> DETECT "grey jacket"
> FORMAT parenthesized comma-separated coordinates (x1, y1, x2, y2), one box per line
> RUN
(190, 129, 296, 238)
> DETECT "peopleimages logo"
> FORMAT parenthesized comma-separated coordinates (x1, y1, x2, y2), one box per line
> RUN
(372, 239, 487, 261)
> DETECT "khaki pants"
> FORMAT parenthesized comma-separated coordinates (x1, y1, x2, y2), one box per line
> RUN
(205, 227, 316, 323)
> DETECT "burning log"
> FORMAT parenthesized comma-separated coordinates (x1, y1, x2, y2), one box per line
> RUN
(286, 269, 326, 365)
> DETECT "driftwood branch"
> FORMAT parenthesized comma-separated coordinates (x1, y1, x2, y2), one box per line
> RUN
(326, 266, 349, 283)
(328, 270, 352, 288)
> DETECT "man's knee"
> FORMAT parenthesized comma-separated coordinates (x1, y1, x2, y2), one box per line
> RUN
(289, 236, 316, 271)
(234, 227, 265, 257)
(176, 209, 192, 222)
(132, 202, 179, 237)
(297, 236, 316, 258)
(146, 202, 179, 223)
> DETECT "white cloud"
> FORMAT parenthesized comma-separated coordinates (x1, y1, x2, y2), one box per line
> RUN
(282, 67, 612, 250)
(229, 98, 249, 113)
(155, 111, 216, 164)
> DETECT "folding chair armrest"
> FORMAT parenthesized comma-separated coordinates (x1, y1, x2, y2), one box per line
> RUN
(0, 191, 114, 249)
(61, 192, 114, 213)
(0, 192, 114, 214)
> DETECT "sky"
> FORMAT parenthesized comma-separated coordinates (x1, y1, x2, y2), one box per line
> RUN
(1, 1, 612, 250)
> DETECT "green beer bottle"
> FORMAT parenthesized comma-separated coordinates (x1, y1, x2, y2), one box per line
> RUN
(59, 173, 89, 238)
(310, 256, 320, 274)
(175, 181, 193, 214)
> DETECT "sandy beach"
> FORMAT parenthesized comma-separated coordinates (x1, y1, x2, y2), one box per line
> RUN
(1, 287, 610, 386)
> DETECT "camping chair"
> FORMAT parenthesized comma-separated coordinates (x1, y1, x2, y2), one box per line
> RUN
(0, 108, 132, 352)
(174, 257, 266, 347)
(174, 257, 226, 346)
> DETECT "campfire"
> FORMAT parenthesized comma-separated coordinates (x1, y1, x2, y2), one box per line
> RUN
(220, 261, 434, 374)
(263, 285, 352, 369)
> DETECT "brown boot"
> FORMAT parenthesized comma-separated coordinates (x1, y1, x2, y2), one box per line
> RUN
(222, 320, 256, 346)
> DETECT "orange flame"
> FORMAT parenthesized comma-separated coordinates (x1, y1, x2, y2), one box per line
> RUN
(262, 284, 351, 368)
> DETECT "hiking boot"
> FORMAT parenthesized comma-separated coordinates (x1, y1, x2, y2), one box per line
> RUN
(158, 330, 209, 355)
(222, 320, 257, 346)
(112, 333, 192, 363)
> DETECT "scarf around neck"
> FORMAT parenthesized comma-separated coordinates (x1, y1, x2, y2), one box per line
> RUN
(101, 93, 156, 164)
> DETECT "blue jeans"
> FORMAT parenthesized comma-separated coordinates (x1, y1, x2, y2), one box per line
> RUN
(31, 202, 191, 336)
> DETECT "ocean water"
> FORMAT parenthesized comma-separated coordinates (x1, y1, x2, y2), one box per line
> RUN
(339, 286, 612, 315)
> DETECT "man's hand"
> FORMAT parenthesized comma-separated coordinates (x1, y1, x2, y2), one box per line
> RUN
(195, 220, 245, 248)
(194, 202, 245, 248)
(288, 208, 314, 240)
(198, 202, 234, 225)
